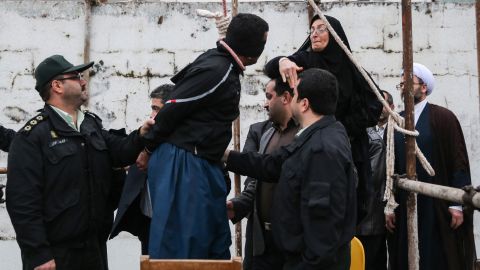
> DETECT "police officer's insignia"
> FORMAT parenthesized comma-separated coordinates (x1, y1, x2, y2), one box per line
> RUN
(21, 113, 47, 134)
(50, 130, 58, 139)
(49, 138, 67, 147)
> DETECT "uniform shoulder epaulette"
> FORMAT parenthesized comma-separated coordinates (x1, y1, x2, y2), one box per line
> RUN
(83, 110, 102, 121)
(20, 113, 48, 134)
(83, 110, 104, 127)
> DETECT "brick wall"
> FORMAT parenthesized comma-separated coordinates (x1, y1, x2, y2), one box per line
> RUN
(0, 0, 478, 268)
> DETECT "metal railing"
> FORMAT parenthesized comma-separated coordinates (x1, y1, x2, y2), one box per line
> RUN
(394, 175, 480, 210)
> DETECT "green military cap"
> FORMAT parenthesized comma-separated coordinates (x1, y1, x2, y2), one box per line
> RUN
(34, 55, 94, 91)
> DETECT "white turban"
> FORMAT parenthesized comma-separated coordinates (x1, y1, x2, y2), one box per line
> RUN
(413, 63, 435, 96)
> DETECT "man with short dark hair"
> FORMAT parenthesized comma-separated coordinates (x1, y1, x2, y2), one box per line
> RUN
(224, 68, 357, 270)
(227, 77, 298, 270)
(6, 55, 152, 270)
(371, 90, 394, 140)
(356, 90, 394, 270)
(148, 84, 175, 118)
(137, 13, 269, 259)
(109, 83, 174, 255)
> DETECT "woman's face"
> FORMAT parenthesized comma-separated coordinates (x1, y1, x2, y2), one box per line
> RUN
(310, 19, 329, 52)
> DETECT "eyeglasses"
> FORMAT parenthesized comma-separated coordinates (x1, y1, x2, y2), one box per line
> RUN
(309, 25, 328, 36)
(56, 73, 84, 82)
(395, 82, 424, 90)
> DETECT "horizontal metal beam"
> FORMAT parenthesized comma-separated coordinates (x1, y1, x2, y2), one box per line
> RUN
(395, 175, 480, 210)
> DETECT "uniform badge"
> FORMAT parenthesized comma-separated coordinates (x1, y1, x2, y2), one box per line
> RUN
(49, 138, 67, 147)
(50, 130, 58, 139)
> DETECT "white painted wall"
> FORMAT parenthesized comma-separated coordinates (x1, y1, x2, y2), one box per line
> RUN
(0, 0, 478, 269)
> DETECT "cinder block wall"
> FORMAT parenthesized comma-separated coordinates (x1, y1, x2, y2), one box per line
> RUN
(0, 1, 478, 269)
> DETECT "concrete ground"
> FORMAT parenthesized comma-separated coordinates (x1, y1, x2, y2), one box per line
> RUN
(0, 233, 141, 270)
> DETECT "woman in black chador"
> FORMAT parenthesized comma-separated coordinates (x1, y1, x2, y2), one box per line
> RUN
(265, 15, 382, 223)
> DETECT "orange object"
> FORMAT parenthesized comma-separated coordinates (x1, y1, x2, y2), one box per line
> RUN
(350, 237, 365, 270)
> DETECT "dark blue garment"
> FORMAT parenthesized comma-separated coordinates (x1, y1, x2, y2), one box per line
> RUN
(393, 104, 447, 270)
(147, 143, 231, 259)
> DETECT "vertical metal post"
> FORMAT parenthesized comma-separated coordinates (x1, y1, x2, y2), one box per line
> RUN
(231, 0, 238, 17)
(401, 0, 419, 269)
(233, 117, 242, 257)
(476, 0, 480, 117)
(231, 0, 242, 258)
(84, 0, 92, 107)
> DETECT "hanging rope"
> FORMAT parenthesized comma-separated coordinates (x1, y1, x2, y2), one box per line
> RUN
(219, 40, 246, 71)
(306, 0, 435, 213)
(196, 9, 231, 39)
(384, 115, 398, 214)
(222, 0, 227, 17)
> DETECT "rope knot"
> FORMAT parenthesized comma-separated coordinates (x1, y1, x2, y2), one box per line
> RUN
(196, 9, 231, 39)
(461, 185, 479, 211)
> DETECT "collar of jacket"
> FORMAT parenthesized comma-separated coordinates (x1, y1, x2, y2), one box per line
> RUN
(272, 117, 299, 133)
(286, 115, 337, 153)
(43, 104, 88, 136)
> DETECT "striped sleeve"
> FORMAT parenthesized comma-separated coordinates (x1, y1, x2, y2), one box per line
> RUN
(143, 63, 234, 150)
(166, 64, 232, 104)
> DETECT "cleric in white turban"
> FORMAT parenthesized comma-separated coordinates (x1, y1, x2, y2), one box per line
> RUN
(413, 62, 435, 96)
(388, 62, 476, 270)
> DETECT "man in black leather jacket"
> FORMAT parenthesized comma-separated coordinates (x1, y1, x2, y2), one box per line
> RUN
(356, 90, 394, 270)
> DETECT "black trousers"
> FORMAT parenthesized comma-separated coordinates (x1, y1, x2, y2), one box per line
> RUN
(357, 234, 387, 270)
(22, 236, 108, 270)
(251, 229, 285, 270)
(283, 243, 350, 270)
(140, 220, 150, 255)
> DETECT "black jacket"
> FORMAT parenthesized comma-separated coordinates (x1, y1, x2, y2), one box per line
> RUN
(144, 42, 243, 162)
(230, 121, 272, 223)
(109, 164, 150, 253)
(265, 52, 380, 224)
(0, 124, 16, 152)
(356, 127, 386, 235)
(230, 120, 272, 270)
(227, 116, 357, 269)
(6, 105, 143, 268)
